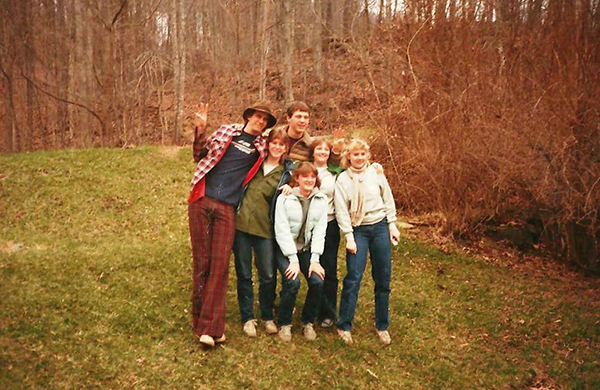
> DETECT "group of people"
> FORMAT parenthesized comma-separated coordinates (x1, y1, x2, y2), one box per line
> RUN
(187, 100, 400, 348)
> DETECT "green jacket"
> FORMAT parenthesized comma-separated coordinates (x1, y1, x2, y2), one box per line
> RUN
(236, 161, 293, 239)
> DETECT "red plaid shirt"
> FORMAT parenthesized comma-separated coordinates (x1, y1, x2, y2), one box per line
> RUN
(188, 124, 267, 203)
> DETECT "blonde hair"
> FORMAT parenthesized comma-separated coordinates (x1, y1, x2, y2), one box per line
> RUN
(341, 138, 371, 168)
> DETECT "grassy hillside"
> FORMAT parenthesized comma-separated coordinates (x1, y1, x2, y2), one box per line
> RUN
(1, 146, 599, 389)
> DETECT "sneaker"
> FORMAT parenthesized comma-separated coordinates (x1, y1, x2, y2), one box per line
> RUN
(278, 324, 292, 342)
(337, 329, 353, 345)
(320, 318, 335, 328)
(376, 330, 391, 345)
(198, 334, 215, 347)
(303, 323, 317, 341)
(243, 319, 257, 337)
(214, 334, 227, 344)
(264, 320, 278, 334)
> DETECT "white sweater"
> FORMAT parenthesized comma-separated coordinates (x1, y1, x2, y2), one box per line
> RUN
(316, 166, 336, 222)
(334, 165, 397, 240)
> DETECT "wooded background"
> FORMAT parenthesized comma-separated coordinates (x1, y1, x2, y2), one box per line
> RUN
(1, 0, 599, 273)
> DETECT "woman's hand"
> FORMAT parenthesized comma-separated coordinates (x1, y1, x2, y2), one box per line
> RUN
(308, 262, 325, 279)
(285, 262, 300, 280)
(346, 239, 357, 254)
(279, 184, 293, 196)
(389, 224, 400, 246)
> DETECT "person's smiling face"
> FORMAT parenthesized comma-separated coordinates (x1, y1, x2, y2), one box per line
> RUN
(313, 143, 331, 166)
(268, 138, 286, 161)
(297, 173, 317, 196)
(245, 111, 269, 135)
(349, 149, 369, 169)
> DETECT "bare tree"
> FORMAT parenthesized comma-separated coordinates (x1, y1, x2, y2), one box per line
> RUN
(173, 0, 186, 144)
(281, 0, 294, 103)
(312, 0, 325, 85)
(259, 0, 271, 100)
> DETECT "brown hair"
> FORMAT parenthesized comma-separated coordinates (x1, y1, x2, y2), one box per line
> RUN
(310, 137, 333, 162)
(266, 128, 289, 163)
(286, 101, 311, 118)
(290, 162, 321, 189)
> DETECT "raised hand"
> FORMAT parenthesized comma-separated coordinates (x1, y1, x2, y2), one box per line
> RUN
(332, 127, 346, 154)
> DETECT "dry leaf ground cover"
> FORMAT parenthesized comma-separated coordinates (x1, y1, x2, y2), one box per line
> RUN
(1, 147, 599, 389)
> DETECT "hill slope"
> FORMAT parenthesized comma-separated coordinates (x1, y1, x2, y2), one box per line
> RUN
(1, 147, 599, 389)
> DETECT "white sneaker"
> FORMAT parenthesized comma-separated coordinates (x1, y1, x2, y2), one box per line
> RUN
(376, 330, 391, 345)
(337, 329, 353, 345)
(320, 318, 335, 328)
(264, 320, 278, 334)
(243, 319, 257, 337)
(303, 323, 317, 341)
(198, 334, 215, 347)
(278, 325, 292, 342)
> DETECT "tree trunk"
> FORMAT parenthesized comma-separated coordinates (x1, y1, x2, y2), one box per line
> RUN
(1, 5, 15, 152)
(259, 0, 270, 100)
(313, 0, 324, 85)
(22, 0, 34, 150)
(281, 0, 294, 103)
(173, 0, 185, 144)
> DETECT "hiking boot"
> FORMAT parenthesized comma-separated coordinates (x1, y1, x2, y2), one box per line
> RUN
(303, 323, 317, 341)
(243, 319, 257, 337)
(198, 334, 215, 347)
(320, 318, 335, 328)
(376, 330, 391, 346)
(278, 325, 292, 342)
(264, 320, 278, 334)
(337, 329, 353, 345)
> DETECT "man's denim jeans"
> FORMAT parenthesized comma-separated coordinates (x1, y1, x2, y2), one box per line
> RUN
(233, 230, 276, 323)
(276, 248, 324, 326)
(337, 218, 391, 331)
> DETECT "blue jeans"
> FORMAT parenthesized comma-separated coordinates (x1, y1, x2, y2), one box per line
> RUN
(276, 248, 324, 326)
(337, 218, 391, 331)
(233, 230, 277, 323)
(318, 219, 340, 321)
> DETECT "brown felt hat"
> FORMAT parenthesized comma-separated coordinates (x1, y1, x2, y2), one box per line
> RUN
(243, 101, 277, 129)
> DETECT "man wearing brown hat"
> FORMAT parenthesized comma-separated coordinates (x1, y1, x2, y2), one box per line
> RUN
(187, 101, 277, 348)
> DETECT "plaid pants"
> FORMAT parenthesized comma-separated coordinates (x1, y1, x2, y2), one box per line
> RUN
(188, 197, 235, 338)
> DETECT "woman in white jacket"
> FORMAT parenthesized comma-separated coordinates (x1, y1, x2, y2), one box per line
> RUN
(274, 162, 328, 342)
(334, 139, 400, 346)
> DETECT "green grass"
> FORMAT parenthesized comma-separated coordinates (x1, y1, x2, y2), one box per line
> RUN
(1, 146, 599, 389)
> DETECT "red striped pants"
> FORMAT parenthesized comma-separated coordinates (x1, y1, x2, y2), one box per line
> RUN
(188, 196, 235, 338)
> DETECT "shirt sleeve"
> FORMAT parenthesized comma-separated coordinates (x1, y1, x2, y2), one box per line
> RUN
(334, 174, 354, 239)
(192, 127, 209, 162)
(379, 172, 398, 224)
(309, 198, 329, 262)
(274, 196, 299, 263)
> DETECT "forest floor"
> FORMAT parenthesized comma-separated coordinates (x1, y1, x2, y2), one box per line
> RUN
(1, 146, 599, 389)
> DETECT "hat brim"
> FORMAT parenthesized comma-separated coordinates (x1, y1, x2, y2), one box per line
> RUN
(243, 108, 277, 130)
